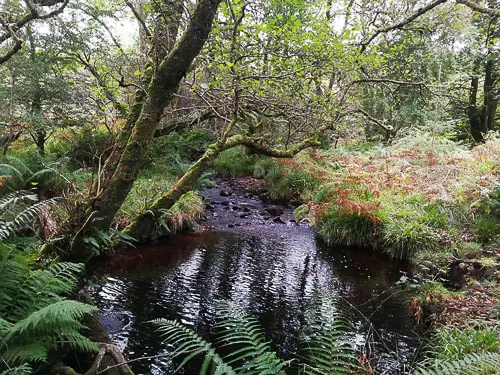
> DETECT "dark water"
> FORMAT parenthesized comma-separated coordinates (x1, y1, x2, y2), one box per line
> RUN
(90, 181, 423, 374)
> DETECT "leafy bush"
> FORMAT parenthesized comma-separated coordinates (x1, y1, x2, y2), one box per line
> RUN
(317, 208, 383, 248)
(146, 130, 214, 173)
(159, 191, 205, 233)
(431, 324, 499, 360)
(415, 324, 500, 375)
(54, 126, 112, 169)
(380, 195, 457, 260)
(473, 216, 500, 245)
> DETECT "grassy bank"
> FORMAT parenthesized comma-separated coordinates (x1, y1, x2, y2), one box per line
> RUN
(214, 132, 499, 373)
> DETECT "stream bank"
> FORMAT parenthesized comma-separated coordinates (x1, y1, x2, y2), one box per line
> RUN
(89, 177, 423, 374)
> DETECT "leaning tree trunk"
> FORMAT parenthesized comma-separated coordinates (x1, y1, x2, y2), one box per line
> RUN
(44, 0, 222, 261)
(96, 0, 184, 193)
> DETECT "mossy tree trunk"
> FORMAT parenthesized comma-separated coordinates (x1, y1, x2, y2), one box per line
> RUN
(46, 0, 221, 261)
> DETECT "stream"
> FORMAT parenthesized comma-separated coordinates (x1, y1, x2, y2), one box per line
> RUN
(89, 178, 423, 374)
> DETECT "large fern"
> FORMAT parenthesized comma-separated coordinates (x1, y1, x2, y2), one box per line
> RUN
(0, 254, 98, 369)
(0, 156, 70, 196)
(0, 191, 61, 241)
(213, 302, 287, 374)
(152, 297, 358, 374)
(415, 351, 500, 375)
(0, 190, 98, 372)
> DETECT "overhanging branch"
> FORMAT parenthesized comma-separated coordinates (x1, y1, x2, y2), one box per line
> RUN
(456, 0, 500, 17)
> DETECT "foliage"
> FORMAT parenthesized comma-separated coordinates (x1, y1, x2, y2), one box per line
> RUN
(0, 187, 98, 372)
(265, 158, 321, 203)
(0, 254, 98, 370)
(0, 154, 71, 197)
(415, 324, 500, 375)
(0, 190, 60, 241)
(147, 130, 214, 172)
(49, 126, 113, 170)
(267, 137, 499, 264)
(152, 295, 358, 374)
(213, 146, 258, 177)
(158, 191, 205, 234)
(415, 352, 500, 375)
(430, 324, 499, 360)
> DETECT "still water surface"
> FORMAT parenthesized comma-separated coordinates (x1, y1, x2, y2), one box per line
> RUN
(90, 224, 421, 374)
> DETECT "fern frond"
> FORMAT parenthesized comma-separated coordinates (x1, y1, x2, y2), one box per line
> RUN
(1, 262, 84, 320)
(1, 343, 49, 364)
(3, 300, 97, 342)
(0, 191, 38, 212)
(415, 351, 500, 375)
(152, 318, 237, 375)
(300, 294, 358, 375)
(0, 363, 33, 375)
(214, 302, 287, 374)
(0, 196, 61, 241)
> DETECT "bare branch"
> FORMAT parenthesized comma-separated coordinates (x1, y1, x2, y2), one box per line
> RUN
(355, 108, 394, 134)
(0, 0, 69, 45)
(360, 0, 447, 52)
(456, 0, 500, 17)
(124, 0, 152, 39)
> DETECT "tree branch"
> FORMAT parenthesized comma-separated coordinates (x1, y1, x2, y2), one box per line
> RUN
(124, 0, 152, 39)
(0, 0, 69, 47)
(355, 108, 394, 134)
(154, 108, 216, 137)
(456, 0, 500, 17)
(360, 0, 447, 52)
(0, 40, 22, 64)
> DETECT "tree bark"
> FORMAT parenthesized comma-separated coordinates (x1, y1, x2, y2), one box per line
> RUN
(46, 0, 222, 261)
(468, 76, 484, 143)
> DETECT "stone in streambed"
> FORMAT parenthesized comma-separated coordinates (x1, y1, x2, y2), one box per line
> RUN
(273, 217, 287, 224)
(263, 206, 285, 216)
(220, 189, 233, 197)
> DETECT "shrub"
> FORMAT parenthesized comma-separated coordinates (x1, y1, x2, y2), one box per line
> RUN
(317, 208, 383, 248)
(473, 216, 500, 245)
(64, 126, 112, 169)
(380, 195, 455, 260)
(146, 130, 214, 173)
(213, 146, 257, 177)
(434, 325, 499, 358)
(159, 191, 205, 233)
(265, 160, 321, 203)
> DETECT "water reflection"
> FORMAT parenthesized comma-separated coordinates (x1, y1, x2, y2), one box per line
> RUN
(91, 228, 421, 374)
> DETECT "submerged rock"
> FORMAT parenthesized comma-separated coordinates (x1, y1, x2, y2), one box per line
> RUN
(220, 189, 233, 197)
(273, 217, 287, 224)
